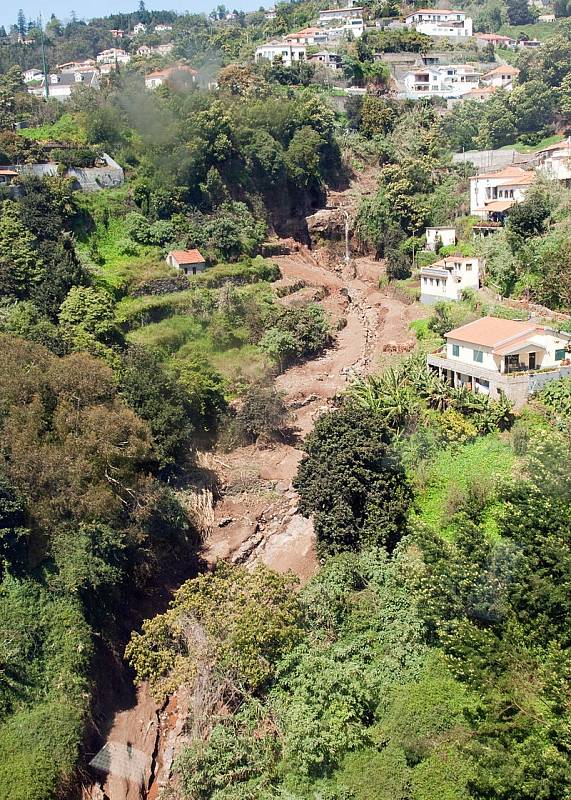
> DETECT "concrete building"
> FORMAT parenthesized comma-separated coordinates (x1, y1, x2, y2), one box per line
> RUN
(133, 22, 147, 35)
(469, 166, 535, 220)
(404, 8, 473, 38)
(535, 137, 571, 183)
(254, 41, 307, 66)
(154, 23, 173, 32)
(402, 63, 480, 99)
(482, 64, 519, 89)
(427, 316, 571, 408)
(425, 226, 456, 251)
(318, 4, 364, 24)
(308, 51, 342, 68)
(23, 68, 43, 83)
(420, 256, 481, 304)
(96, 48, 131, 65)
(166, 249, 207, 275)
(28, 70, 100, 100)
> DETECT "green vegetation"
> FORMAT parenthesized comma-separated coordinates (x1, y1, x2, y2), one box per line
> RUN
(414, 434, 516, 537)
(2, 1, 571, 797)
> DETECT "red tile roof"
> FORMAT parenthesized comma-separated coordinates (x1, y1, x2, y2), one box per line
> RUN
(169, 249, 205, 265)
(0, 168, 18, 176)
(445, 316, 539, 348)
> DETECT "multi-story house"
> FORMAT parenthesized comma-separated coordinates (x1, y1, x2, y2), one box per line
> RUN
(482, 64, 519, 89)
(96, 48, 131, 65)
(402, 63, 480, 99)
(254, 42, 307, 66)
(420, 256, 482, 304)
(469, 166, 535, 220)
(404, 8, 473, 38)
(427, 316, 571, 408)
(535, 137, 571, 184)
(28, 70, 100, 100)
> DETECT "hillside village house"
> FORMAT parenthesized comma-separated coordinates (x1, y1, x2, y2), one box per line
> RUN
(58, 59, 97, 73)
(285, 27, 323, 44)
(318, 3, 363, 23)
(138, 42, 175, 58)
(535, 137, 571, 183)
(425, 226, 456, 251)
(427, 316, 571, 408)
(28, 70, 100, 100)
(404, 8, 473, 37)
(154, 23, 173, 31)
(308, 51, 342, 68)
(0, 168, 19, 186)
(402, 63, 480, 99)
(482, 64, 519, 89)
(145, 65, 197, 89)
(133, 22, 146, 35)
(255, 42, 307, 66)
(318, 4, 364, 37)
(110, 29, 125, 38)
(23, 68, 43, 83)
(166, 249, 206, 275)
(420, 256, 481, 304)
(461, 85, 497, 102)
(475, 32, 516, 48)
(469, 166, 535, 220)
(96, 48, 131, 65)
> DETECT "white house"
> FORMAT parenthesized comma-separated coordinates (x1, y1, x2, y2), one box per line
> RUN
(420, 256, 481, 304)
(166, 249, 207, 275)
(96, 48, 131, 65)
(154, 23, 173, 32)
(402, 63, 480, 99)
(133, 22, 146, 35)
(404, 8, 473, 38)
(475, 33, 516, 49)
(425, 226, 456, 251)
(23, 68, 43, 83)
(145, 65, 197, 89)
(254, 41, 307, 66)
(110, 29, 125, 38)
(482, 64, 519, 89)
(318, 4, 364, 24)
(470, 166, 535, 220)
(535, 137, 571, 183)
(28, 70, 100, 100)
(285, 27, 322, 44)
(427, 316, 571, 407)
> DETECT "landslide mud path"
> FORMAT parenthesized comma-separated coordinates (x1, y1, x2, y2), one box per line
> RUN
(82, 248, 424, 800)
(204, 249, 421, 577)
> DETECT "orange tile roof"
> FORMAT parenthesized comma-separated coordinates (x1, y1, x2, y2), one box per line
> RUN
(0, 168, 18, 176)
(472, 166, 535, 184)
(445, 316, 539, 348)
(169, 249, 205, 265)
(483, 64, 519, 77)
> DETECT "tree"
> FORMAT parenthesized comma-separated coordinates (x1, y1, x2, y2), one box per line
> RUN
(506, 0, 535, 24)
(294, 406, 412, 555)
(285, 126, 323, 190)
(16, 9, 26, 38)
(0, 203, 43, 299)
(58, 286, 118, 345)
(506, 187, 552, 249)
(126, 562, 303, 699)
(233, 383, 290, 444)
(119, 346, 195, 470)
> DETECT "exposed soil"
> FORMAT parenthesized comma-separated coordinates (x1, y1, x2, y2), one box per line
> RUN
(81, 176, 428, 800)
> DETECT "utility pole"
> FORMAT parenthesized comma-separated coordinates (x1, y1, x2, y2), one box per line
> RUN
(39, 12, 49, 100)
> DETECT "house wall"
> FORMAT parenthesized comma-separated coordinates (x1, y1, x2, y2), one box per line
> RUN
(426, 227, 456, 250)
(469, 177, 530, 217)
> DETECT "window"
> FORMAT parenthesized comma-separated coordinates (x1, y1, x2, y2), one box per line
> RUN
(473, 349, 483, 363)
(465, 263, 472, 271)
(556, 348, 566, 361)
(452, 344, 460, 357)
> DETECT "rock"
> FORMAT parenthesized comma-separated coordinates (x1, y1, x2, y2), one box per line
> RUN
(217, 517, 233, 527)
(289, 393, 319, 409)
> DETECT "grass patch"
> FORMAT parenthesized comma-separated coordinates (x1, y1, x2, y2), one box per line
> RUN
(414, 435, 516, 539)
(502, 134, 565, 154)
(18, 113, 87, 144)
(498, 19, 563, 41)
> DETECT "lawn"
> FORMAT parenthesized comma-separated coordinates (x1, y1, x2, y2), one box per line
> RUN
(414, 434, 517, 539)
(502, 134, 565, 154)
(498, 19, 563, 41)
